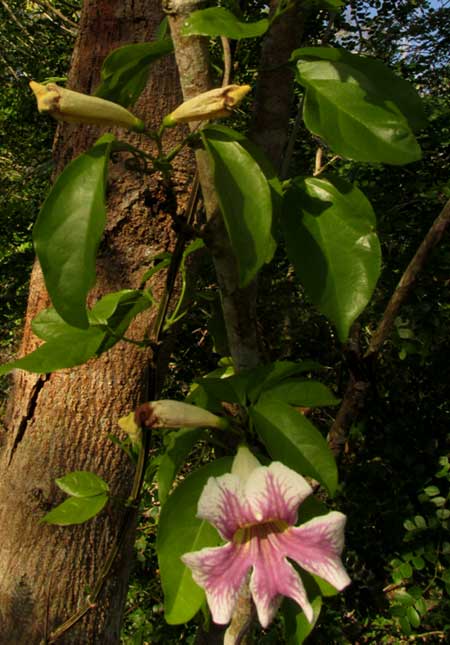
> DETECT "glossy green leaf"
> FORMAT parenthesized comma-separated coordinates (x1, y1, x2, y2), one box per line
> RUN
(41, 493, 108, 526)
(181, 7, 269, 40)
(31, 306, 79, 342)
(33, 135, 115, 329)
(0, 324, 105, 375)
(157, 457, 232, 624)
(250, 396, 338, 495)
(158, 427, 206, 505)
(293, 47, 425, 164)
(55, 471, 109, 497)
(264, 379, 340, 407)
(95, 39, 173, 107)
(202, 125, 274, 286)
(283, 175, 381, 341)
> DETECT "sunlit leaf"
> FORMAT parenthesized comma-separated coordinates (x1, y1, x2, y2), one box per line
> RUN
(283, 175, 381, 341)
(41, 494, 108, 526)
(182, 7, 268, 40)
(55, 471, 109, 497)
(293, 47, 426, 164)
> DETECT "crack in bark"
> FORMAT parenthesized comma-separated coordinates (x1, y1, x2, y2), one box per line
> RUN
(7, 374, 50, 466)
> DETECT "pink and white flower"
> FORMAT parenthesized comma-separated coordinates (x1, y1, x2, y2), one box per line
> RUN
(181, 447, 350, 628)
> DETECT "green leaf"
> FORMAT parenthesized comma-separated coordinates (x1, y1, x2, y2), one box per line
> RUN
(283, 594, 322, 644)
(33, 135, 115, 329)
(0, 324, 105, 375)
(293, 47, 425, 164)
(89, 289, 153, 352)
(95, 39, 174, 107)
(41, 494, 108, 526)
(263, 379, 340, 407)
(399, 562, 413, 579)
(407, 606, 421, 628)
(55, 471, 109, 497)
(158, 427, 206, 505)
(202, 125, 274, 286)
(283, 175, 381, 341)
(157, 457, 232, 624)
(181, 7, 269, 40)
(249, 360, 324, 402)
(424, 485, 440, 497)
(250, 396, 338, 495)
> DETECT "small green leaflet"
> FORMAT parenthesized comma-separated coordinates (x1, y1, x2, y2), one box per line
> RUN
(95, 39, 174, 107)
(55, 470, 109, 497)
(41, 470, 109, 526)
(41, 494, 108, 526)
(33, 134, 115, 329)
(282, 175, 381, 341)
(293, 46, 426, 164)
(181, 7, 269, 40)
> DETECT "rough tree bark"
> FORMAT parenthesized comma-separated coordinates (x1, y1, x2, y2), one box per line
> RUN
(0, 1, 189, 643)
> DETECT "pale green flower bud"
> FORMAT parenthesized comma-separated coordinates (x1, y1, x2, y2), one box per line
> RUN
(29, 81, 145, 132)
(119, 400, 229, 432)
(163, 84, 251, 126)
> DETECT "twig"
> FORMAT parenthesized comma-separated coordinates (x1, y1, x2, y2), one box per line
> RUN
(33, 0, 79, 29)
(1, 0, 35, 42)
(327, 197, 450, 458)
(221, 36, 232, 86)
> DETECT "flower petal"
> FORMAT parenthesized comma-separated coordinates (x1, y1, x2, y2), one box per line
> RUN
(196, 474, 254, 540)
(245, 462, 312, 524)
(249, 532, 313, 627)
(182, 542, 251, 625)
(280, 511, 351, 591)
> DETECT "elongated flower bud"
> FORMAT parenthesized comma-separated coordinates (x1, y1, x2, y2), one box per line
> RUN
(119, 400, 229, 433)
(163, 84, 251, 126)
(29, 81, 145, 132)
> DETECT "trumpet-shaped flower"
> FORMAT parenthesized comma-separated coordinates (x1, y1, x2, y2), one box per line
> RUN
(182, 447, 350, 628)
(29, 81, 145, 132)
(163, 84, 251, 126)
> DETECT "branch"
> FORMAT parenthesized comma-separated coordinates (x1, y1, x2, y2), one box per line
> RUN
(166, 0, 261, 372)
(327, 197, 450, 458)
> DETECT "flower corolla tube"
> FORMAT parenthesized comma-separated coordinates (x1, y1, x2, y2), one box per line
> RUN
(182, 446, 350, 628)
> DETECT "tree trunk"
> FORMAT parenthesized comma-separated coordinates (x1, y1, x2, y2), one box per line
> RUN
(0, 1, 188, 642)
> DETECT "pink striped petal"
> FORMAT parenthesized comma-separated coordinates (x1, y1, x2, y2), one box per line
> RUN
(249, 529, 314, 627)
(196, 474, 255, 540)
(279, 511, 351, 591)
(245, 462, 312, 524)
(181, 542, 251, 625)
